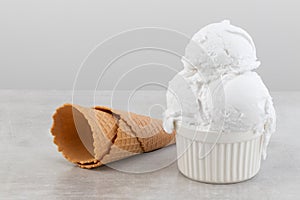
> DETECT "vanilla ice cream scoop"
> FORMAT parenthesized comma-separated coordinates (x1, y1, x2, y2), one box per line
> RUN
(163, 20, 276, 159)
(182, 20, 260, 82)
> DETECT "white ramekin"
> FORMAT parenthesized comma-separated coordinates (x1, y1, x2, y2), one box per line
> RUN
(176, 126, 264, 184)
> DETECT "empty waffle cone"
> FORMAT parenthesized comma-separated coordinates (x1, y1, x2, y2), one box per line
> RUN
(51, 104, 175, 169)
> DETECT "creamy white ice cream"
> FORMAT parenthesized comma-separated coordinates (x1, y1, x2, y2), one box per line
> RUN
(163, 20, 276, 159)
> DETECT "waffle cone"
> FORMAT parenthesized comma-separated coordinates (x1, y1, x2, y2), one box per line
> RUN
(51, 104, 175, 169)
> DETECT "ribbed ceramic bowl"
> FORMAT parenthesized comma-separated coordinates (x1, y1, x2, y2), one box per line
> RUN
(176, 126, 264, 184)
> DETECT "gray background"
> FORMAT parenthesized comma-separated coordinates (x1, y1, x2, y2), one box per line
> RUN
(0, 0, 299, 91)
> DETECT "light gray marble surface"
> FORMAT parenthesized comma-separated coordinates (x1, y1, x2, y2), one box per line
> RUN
(1, 90, 299, 199)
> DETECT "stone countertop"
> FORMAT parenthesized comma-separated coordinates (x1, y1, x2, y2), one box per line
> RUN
(1, 90, 299, 199)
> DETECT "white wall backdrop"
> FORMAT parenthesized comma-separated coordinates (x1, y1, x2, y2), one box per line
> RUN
(0, 0, 299, 91)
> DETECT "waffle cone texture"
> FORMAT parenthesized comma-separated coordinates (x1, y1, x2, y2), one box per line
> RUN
(51, 104, 175, 169)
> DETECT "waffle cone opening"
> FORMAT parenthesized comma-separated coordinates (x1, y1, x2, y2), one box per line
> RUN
(51, 104, 96, 165)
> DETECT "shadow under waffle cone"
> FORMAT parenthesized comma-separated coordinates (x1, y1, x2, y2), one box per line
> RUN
(51, 104, 176, 169)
